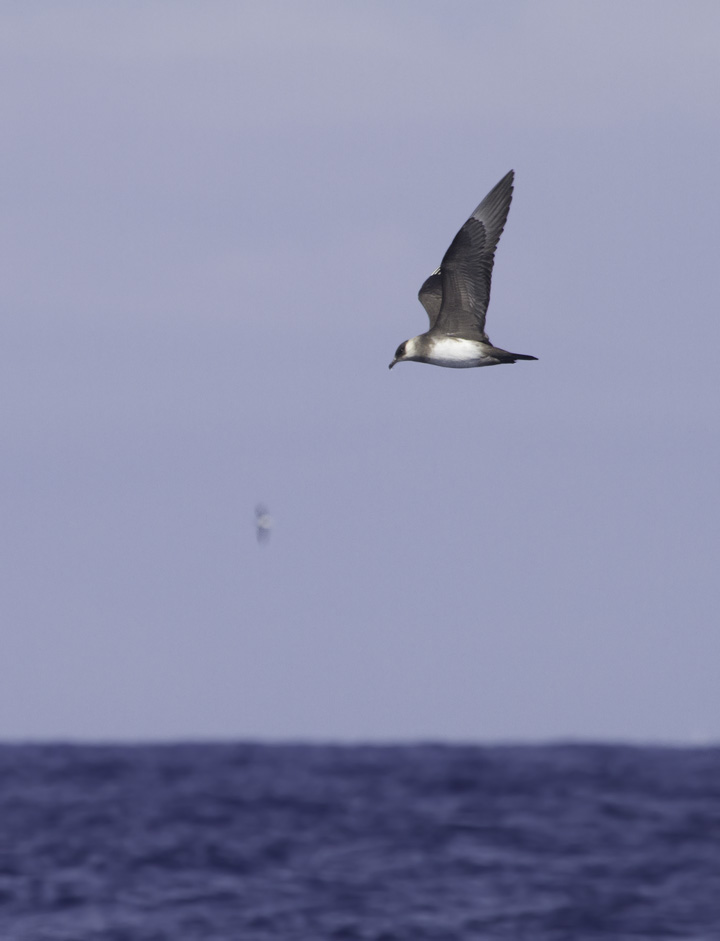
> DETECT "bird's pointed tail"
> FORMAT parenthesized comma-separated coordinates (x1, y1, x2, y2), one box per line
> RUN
(487, 346, 538, 363)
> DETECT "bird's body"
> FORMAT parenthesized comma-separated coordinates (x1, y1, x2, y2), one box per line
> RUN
(398, 335, 528, 369)
(389, 170, 537, 370)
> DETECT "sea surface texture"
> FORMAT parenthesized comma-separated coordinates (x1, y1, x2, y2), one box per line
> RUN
(0, 743, 718, 940)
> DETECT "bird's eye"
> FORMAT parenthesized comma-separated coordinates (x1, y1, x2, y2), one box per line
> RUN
(396, 344, 405, 358)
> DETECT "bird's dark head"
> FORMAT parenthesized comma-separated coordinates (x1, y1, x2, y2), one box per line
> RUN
(389, 340, 408, 369)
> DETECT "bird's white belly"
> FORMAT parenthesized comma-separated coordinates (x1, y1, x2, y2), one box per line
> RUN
(427, 337, 490, 368)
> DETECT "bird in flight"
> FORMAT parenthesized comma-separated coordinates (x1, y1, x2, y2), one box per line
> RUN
(255, 505, 273, 544)
(389, 170, 537, 370)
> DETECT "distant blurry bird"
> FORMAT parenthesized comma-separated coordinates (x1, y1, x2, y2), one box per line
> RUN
(255, 505, 273, 544)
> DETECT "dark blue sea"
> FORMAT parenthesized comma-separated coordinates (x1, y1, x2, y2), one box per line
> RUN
(1, 744, 719, 940)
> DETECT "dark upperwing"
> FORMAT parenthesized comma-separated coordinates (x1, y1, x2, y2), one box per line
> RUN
(419, 170, 514, 340)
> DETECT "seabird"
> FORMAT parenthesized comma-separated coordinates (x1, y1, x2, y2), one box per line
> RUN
(389, 170, 537, 369)
(255, 504, 272, 544)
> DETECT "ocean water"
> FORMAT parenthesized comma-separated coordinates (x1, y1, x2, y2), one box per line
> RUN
(0, 744, 718, 940)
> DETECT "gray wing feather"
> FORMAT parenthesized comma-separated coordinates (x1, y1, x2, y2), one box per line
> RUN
(418, 267, 443, 327)
(428, 170, 514, 340)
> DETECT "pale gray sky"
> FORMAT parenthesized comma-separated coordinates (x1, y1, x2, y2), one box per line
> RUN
(2, 1, 719, 742)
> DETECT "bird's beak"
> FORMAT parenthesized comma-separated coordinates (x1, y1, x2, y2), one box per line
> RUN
(388, 359, 396, 369)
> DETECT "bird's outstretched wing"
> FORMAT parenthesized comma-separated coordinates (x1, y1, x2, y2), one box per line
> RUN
(425, 170, 514, 341)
